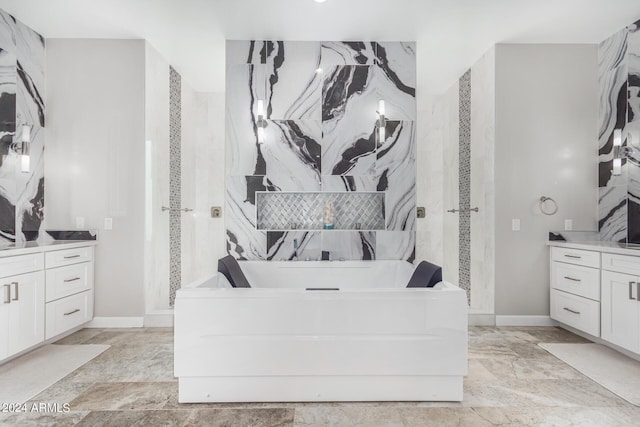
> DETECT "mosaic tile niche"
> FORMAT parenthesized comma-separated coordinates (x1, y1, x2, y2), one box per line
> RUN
(225, 41, 417, 261)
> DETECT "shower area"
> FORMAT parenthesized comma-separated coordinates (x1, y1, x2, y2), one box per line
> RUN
(143, 44, 225, 319)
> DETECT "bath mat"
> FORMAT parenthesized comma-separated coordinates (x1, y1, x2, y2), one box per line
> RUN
(0, 344, 109, 404)
(539, 343, 640, 406)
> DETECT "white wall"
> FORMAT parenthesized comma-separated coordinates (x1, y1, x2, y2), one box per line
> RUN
(144, 43, 170, 314)
(470, 48, 496, 316)
(45, 39, 146, 317)
(495, 44, 599, 316)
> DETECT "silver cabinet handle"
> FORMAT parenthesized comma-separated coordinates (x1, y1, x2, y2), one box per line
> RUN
(563, 307, 581, 315)
(3, 284, 10, 304)
(64, 309, 80, 316)
(564, 276, 581, 282)
(637, 282, 640, 302)
(64, 255, 81, 259)
(564, 254, 581, 259)
(630, 282, 636, 300)
(11, 282, 18, 301)
(64, 277, 81, 283)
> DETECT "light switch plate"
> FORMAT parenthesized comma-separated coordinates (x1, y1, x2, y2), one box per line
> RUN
(564, 219, 573, 231)
(76, 217, 85, 229)
(512, 219, 520, 231)
(211, 206, 222, 218)
(104, 218, 113, 230)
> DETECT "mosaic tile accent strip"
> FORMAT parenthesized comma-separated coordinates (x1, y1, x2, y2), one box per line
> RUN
(257, 191, 385, 230)
(458, 69, 471, 301)
(169, 66, 181, 306)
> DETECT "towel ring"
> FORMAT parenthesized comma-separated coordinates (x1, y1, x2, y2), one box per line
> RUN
(539, 196, 558, 216)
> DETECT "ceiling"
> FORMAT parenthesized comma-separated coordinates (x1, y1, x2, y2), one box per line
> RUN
(0, 0, 638, 93)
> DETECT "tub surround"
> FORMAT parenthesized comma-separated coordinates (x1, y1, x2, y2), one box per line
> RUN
(225, 41, 416, 261)
(174, 261, 468, 402)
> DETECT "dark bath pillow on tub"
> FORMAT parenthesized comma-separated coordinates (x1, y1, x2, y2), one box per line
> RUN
(407, 260, 442, 288)
(218, 255, 252, 288)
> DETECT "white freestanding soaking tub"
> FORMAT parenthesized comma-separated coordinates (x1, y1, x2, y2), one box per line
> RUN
(174, 260, 468, 403)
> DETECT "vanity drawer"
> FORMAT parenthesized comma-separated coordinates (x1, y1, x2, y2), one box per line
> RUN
(45, 246, 93, 269)
(601, 252, 640, 276)
(550, 289, 600, 337)
(45, 262, 93, 302)
(551, 261, 600, 301)
(551, 247, 600, 268)
(45, 290, 93, 339)
(0, 253, 44, 279)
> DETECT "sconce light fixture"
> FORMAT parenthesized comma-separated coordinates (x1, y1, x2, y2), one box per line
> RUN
(612, 129, 622, 176)
(19, 124, 31, 173)
(376, 100, 386, 142)
(256, 100, 266, 144)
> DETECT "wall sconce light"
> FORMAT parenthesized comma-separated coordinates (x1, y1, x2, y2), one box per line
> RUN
(256, 100, 266, 144)
(612, 129, 622, 176)
(376, 100, 386, 142)
(16, 124, 31, 173)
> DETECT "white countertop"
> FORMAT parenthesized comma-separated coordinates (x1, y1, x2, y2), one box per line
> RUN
(0, 240, 98, 258)
(547, 240, 640, 256)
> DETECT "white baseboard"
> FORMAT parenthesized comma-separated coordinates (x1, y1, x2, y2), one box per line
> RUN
(144, 313, 174, 327)
(85, 317, 144, 328)
(468, 314, 496, 326)
(495, 315, 557, 326)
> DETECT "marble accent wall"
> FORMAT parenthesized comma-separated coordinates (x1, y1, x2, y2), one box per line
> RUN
(598, 19, 640, 243)
(225, 41, 416, 261)
(0, 9, 44, 243)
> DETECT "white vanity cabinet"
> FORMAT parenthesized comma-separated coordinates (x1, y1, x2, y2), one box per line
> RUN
(550, 247, 601, 336)
(601, 253, 640, 354)
(0, 253, 45, 361)
(0, 242, 95, 363)
(44, 246, 94, 339)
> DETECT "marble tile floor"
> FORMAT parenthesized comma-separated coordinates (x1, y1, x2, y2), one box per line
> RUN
(1, 326, 639, 426)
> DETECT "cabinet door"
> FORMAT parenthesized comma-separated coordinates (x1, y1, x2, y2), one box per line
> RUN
(7, 271, 45, 356)
(0, 283, 9, 360)
(601, 270, 640, 353)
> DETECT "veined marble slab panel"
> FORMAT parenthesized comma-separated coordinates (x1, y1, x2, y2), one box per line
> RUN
(375, 230, 415, 262)
(226, 64, 267, 175)
(598, 28, 629, 241)
(226, 176, 274, 260)
(321, 175, 379, 192)
(262, 119, 321, 187)
(627, 20, 640, 243)
(0, 48, 16, 242)
(14, 19, 44, 241)
(265, 41, 322, 121)
(320, 42, 376, 67)
(267, 231, 321, 261)
(376, 120, 416, 231)
(599, 184, 628, 242)
(321, 231, 376, 261)
(0, 10, 15, 56)
(226, 40, 266, 65)
(373, 42, 416, 120)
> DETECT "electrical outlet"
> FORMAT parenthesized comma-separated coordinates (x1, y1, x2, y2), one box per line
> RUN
(104, 217, 113, 230)
(512, 219, 520, 231)
(76, 217, 85, 229)
(564, 219, 573, 231)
